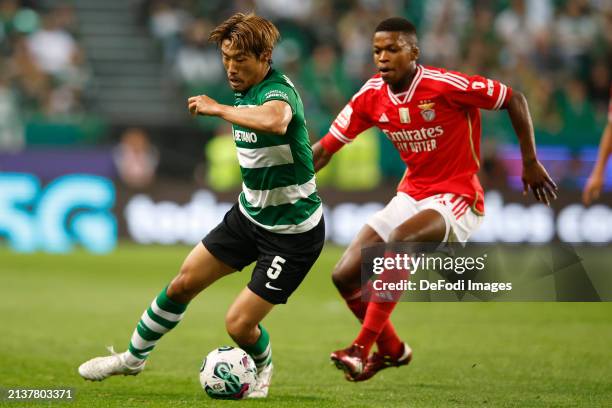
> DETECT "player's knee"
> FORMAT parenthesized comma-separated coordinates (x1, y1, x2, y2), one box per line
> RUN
(331, 259, 359, 293)
(331, 271, 347, 292)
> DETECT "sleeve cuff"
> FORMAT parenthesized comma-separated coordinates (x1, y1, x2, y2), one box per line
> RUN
(320, 132, 345, 153)
(262, 97, 295, 115)
(501, 86, 513, 109)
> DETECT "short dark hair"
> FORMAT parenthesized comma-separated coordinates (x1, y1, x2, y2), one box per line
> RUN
(209, 13, 280, 57)
(375, 17, 417, 38)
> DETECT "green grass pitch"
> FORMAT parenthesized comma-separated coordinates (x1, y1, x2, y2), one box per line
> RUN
(1, 244, 611, 407)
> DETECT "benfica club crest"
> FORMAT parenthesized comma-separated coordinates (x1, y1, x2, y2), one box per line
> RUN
(418, 102, 436, 122)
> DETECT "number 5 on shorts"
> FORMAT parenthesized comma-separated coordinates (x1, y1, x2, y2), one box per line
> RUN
(267, 256, 286, 280)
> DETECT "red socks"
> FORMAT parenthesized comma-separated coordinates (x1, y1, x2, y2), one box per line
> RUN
(341, 249, 410, 358)
(342, 288, 403, 358)
(376, 319, 404, 358)
(344, 290, 367, 322)
(353, 301, 398, 356)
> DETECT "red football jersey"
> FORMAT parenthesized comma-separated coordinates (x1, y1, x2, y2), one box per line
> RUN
(320, 64, 513, 214)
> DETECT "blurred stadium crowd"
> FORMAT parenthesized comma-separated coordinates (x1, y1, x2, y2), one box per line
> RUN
(0, 0, 611, 189)
(146, 0, 612, 143)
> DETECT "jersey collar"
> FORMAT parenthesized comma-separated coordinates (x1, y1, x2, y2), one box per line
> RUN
(386, 64, 423, 105)
(235, 67, 275, 98)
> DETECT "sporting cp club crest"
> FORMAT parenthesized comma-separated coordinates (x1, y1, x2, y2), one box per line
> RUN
(418, 102, 436, 122)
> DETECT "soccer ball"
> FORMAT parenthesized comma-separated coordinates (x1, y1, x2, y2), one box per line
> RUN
(199, 346, 257, 400)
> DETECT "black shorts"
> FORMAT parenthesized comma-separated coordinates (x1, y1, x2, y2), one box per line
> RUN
(202, 204, 325, 304)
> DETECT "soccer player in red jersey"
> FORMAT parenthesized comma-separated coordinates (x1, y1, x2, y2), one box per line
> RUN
(583, 84, 612, 205)
(312, 17, 558, 381)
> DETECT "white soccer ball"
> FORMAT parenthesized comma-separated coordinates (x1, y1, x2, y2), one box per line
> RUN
(199, 346, 257, 400)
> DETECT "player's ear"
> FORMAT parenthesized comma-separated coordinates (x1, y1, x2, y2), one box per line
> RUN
(411, 45, 420, 61)
(260, 49, 272, 64)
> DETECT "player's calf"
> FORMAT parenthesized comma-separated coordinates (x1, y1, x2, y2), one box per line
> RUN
(225, 313, 260, 345)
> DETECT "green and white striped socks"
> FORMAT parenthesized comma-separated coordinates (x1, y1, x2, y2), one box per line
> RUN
(240, 324, 272, 373)
(124, 286, 187, 366)
(122, 287, 271, 371)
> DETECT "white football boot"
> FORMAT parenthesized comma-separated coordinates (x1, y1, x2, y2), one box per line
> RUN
(78, 347, 145, 381)
(248, 362, 273, 398)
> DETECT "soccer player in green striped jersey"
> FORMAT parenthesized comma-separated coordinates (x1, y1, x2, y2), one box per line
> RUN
(78, 13, 325, 399)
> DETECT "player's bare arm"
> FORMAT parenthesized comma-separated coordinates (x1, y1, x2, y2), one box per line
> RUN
(505, 91, 558, 205)
(188, 96, 292, 135)
(312, 141, 334, 172)
(583, 122, 612, 205)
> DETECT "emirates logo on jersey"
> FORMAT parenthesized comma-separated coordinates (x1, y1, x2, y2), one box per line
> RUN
(381, 126, 444, 153)
(418, 102, 436, 122)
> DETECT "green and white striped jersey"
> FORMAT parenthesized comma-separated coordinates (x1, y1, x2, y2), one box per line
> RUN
(232, 68, 322, 233)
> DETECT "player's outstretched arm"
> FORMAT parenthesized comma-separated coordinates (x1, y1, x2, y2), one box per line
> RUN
(505, 91, 558, 205)
(312, 141, 334, 172)
(188, 95, 292, 135)
(583, 122, 612, 205)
